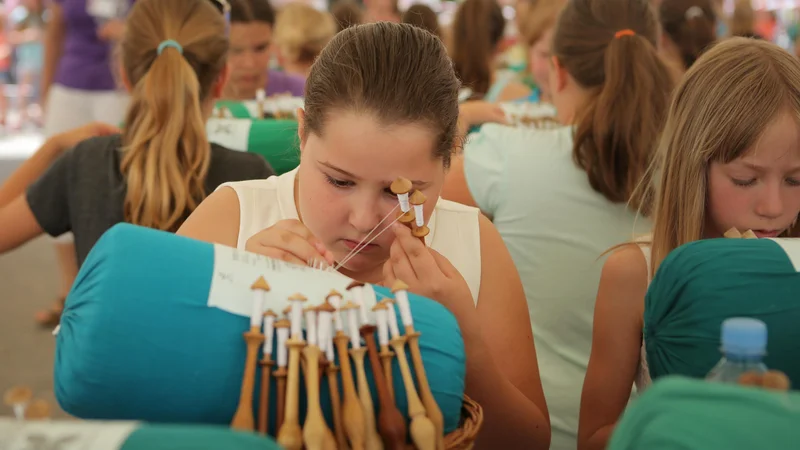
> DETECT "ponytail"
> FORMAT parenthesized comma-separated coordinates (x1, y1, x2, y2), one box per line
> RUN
(451, 0, 504, 97)
(120, 46, 211, 232)
(659, 1, 717, 69)
(572, 32, 673, 216)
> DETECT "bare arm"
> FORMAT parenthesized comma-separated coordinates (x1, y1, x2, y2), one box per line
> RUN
(577, 245, 648, 450)
(467, 214, 550, 448)
(41, 2, 65, 102)
(176, 187, 242, 248)
(0, 139, 63, 207)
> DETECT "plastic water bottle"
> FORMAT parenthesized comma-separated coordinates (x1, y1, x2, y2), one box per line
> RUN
(706, 317, 769, 384)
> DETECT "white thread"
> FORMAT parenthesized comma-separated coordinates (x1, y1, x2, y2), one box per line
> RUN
(334, 203, 400, 271)
(413, 203, 425, 228)
(398, 193, 411, 213)
(334, 214, 403, 270)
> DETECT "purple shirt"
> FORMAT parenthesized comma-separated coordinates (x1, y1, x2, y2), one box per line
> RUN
(265, 69, 305, 97)
(53, 0, 133, 91)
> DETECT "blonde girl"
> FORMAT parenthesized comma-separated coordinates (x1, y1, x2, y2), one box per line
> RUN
(0, 0, 271, 284)
(579, 37, 800, 450)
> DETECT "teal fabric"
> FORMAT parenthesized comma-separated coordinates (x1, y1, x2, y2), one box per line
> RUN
(608, 376, 800, 450)
(122, 423, 282, 450)
(644, 238, 800, 386)
(55, 224, 466, 434)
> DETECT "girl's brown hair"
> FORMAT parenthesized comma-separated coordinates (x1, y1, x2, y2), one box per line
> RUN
(450, 0, 505, 97)
(553, 0, 673, 214)
(402, 4, 441, 39)
(120, 0, 228, 231)
(304, 22, 460, 167)
(649, 37, 800, 272)
(659, 0, 717, 69)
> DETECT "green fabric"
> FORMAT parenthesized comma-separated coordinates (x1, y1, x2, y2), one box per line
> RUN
(122, 424, 281, 450)
(207, 117, 300, 175)
(644, 238, 800, 386)
(215, 100, 253, 119)
(246, 120, 300, 175)
(609, 376, 800, 450)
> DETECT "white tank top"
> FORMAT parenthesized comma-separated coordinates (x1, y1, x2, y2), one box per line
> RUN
(218, 169, 483, 304)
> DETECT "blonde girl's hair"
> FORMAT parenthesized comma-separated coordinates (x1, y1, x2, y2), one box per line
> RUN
(119, 0, 228, 232)
(274, 3, 337, 66)
(648, 37, 800, 274)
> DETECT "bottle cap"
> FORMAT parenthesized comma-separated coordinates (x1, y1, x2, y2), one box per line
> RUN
(721, 317, 767, 356)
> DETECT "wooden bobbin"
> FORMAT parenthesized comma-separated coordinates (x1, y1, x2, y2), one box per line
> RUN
(231, 326, 265, 431)
(409, 190, 429, 245)
(389, 334, 436, 450)
(362, 325, 407, 450)
(391, 177, 416, 231)
(273, 319, 291, 432)
(4, 386, 32, 420)
(334, 330, 366, 450)
(277, 337, 306, 450)
(303, 344, 336, 450)
(392, 281, 445, 450)
(259, 309, 278, 436)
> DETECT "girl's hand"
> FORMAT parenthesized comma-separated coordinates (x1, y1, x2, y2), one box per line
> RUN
(382, 223, 477, 327)
(245, 219, 335, 267)
(50, 122, 121, 154)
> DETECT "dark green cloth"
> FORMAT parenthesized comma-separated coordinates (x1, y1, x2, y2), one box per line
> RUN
(644, 238, 800, 386)
(609, 376, 800, 449)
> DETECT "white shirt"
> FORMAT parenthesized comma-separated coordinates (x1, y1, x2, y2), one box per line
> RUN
(464, 124, 652, 450)
(218, 168, 484, 304)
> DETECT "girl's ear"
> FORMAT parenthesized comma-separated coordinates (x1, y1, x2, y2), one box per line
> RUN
(551, 56, 568, 93)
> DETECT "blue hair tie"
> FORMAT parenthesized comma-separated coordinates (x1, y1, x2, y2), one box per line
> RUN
(157, 40, 183, 56)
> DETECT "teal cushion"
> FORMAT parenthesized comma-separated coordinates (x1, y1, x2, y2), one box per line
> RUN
(644, 238, 800, 386)
(55, 224, 466, 434)
(608, 376, 800, 450)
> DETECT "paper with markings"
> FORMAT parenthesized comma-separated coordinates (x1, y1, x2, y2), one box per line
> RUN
(207, 244, 377, 319)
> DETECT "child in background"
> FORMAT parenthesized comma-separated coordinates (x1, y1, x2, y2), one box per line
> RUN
(579, 37, 800, 450)
(10, 0, 46, 129)
(272, 2, 336, 79)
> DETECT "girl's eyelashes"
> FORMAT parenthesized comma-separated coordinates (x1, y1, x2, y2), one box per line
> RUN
(323, 173, 400, 197)
(786, 177, 800, 187)
(324, 173, 354, 188)
(731, 177, 757, 187)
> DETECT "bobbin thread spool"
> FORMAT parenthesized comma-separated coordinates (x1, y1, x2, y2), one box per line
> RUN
(277, 293, 308, 450)
(318, 298, 348, 450)
(4, 386, 32, 421)
(273, 318, 291, 432)
(391, 177, 415, 230)
(334, 299, 366, 450)
(231, 277, 270, 431)
(367, 302, 407, 450)
(393, 279, 445, 450)
(259, 309, 278, 435)
(301, 306, 336, 450)
(409, 190, 429, 245)
(342, 299, 382, 450)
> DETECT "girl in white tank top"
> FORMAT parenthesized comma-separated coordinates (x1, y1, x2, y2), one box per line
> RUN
(178, 22, 552, 447)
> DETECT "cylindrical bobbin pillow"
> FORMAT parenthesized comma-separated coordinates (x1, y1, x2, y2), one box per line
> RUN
(55, 224, 466, 434)
(644, 238, 800, 386)
(608, 376, 800, 449)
